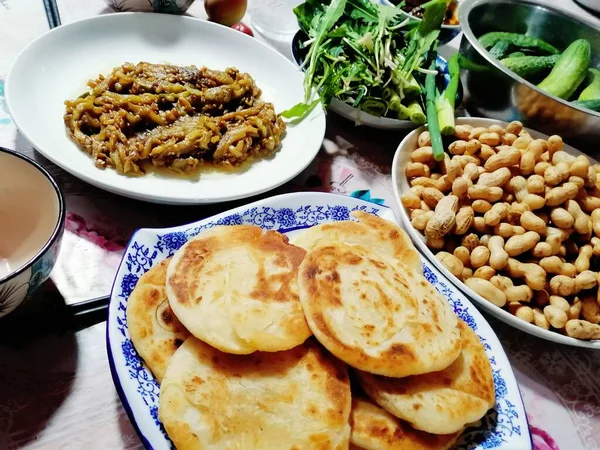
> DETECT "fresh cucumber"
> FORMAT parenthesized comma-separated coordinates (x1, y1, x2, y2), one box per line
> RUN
(571, 99, 600, 112)
(508, 51, 526, 58)
(489, 40, 512, 60)
(537, 39, 591, 100)
(578, 68, 600, 101)
(500, 54, 560, 79)
(479, 32, 560, 55)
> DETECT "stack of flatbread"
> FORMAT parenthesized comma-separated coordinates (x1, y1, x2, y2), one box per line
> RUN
(126, 211, 495, 450)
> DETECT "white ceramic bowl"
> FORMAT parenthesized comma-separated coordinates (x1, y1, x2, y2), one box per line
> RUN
(392, 117, 600, 349)
(5, 13, 326, 205)
(0, 148, 65, 318)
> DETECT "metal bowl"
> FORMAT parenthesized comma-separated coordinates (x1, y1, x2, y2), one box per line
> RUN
(458, 0, 600, 152)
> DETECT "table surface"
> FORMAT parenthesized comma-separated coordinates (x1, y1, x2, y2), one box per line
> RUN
(1, 0, 600, 449)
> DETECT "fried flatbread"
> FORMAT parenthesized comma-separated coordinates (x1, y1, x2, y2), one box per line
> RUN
(357, 320, 495, 435)
(166, 225, 311, 354)
(126, 258, 190, 383)
(159, 338, 352, 450)
(297, 243, 461, 378)
(349, 397, 462, 450)
(291, 211, 422, 273)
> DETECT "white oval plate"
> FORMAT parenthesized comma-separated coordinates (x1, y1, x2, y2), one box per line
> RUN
(107, 191, 531, 450)
(5, 13, 325, 205)
(392, 117, 600, 349)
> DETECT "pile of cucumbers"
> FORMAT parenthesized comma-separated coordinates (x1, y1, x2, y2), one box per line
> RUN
(479, 32, 600, 112)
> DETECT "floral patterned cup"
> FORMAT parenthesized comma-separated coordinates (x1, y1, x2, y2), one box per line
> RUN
(103, 0, 195, 14)
(0, 148, 65, 318)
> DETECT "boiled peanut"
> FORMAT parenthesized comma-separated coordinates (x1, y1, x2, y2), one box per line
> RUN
(411, 146, 434, 163)
(470, 246, 491, 269)
(484, 202, 509, 226)
(581, 296, 600, 324)
(453, 246, 470, 266)
(533, 308, 551, 329)
(425, 195, 459, 239)
(549, 275, 576, 296)
(477, 167, 512, 188)
(565, 320, 600, 340)
(505, 231, 540, 256)
(465, 277, 507, 307)
(515, 305, 534, 323)
(436, 252, 464, 278)
(422, 187, 444, 209)
(549, 295, 570, 313)
(539, 256, 577, 277)
(479, 144, 495, 161)
(547, 135, 563, 158)
(473, 266, 495, 280)
(575, 245, 593, 273)
(550, 207, 574, 229)
(461, 233, 480, 252)
(534, 161, 551, 176)
(454, 206, 474, 235)
(506, 120, 523, 135)
(405, 162, 431, 178)
(569, 298, 583, 320)
(484, 236, 507, 270)
(576, 189, 600, 212)
(506, 259, 547, 290)
(401, 192, 422, 209)
(575, 270, 597, 291)
(468, 127, 488, 140)
(472, 199, 492, 213)
(544, 305, 568, 329)
(513, 135, 531, 150)
(494, 223, 526, 238)
(468, 185, 503, 202)
(417, 131, 431, 147)
(473, 217, 492, 234)
(545, 182, 579, 206)
(526, 175, 545, 195)
(485, 147, 521, 172)
(479, 132, 500, 147)
(519, 211, 546, 234)
(570, 155, 590, 178)
(454, 125, 472, 140)
(411, 210, 434, 230)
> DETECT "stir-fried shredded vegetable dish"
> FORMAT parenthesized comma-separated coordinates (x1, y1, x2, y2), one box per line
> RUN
(64, 62, 286, 175)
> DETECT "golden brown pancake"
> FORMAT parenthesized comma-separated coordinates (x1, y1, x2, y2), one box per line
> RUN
(297, 243, 461, 378)
(291, 211, 422, 273)
(350, 397, 462, 450)
(126, 258, 190, 383)
(357, 320, 495, 435)
(159, 338, 352, 450)
(165, 225, 311, 354)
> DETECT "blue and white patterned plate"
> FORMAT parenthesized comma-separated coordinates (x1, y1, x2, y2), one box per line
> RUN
(106, 192, 532, 450)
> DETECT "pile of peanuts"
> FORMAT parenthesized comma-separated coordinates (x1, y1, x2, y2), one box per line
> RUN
(401, 121, 600, 340)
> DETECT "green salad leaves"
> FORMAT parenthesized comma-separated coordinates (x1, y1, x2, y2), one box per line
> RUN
(283, 0, 450, 123)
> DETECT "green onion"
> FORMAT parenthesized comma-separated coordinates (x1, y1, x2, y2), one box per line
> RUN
(425, 58, 445, 162)
(407, 100, 426, 124)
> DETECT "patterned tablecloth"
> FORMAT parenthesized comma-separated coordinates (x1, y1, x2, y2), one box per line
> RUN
(1, 0, 600, 449)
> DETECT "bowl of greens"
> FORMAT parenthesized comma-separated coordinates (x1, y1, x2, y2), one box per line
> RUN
(458, 0, 600, 146)
(284, 0, 463, 131)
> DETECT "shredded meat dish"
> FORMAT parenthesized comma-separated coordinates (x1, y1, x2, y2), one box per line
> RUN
(64, 62, 286, 175)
